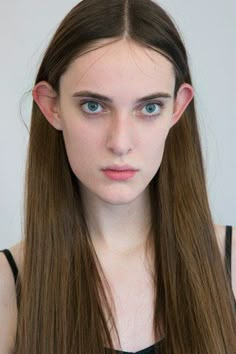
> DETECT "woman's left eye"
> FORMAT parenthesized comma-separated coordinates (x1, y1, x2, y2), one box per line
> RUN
(140, 102, 163, 117)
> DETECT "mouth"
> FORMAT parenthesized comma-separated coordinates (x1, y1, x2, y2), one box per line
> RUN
(102, 164, 139, 171)
(102, 169, 138, 181)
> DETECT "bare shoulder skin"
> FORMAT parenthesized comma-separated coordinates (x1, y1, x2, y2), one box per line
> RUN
(0, 224, 235, 353)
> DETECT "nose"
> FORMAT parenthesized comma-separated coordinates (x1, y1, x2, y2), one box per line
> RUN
(106, 113, 134, 156)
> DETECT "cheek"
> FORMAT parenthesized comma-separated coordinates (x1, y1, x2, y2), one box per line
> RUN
(144, 126, 170, 170)
(61, 122, 98, 174)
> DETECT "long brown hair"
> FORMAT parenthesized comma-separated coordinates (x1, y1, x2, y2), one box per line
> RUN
(16, 0, 236, 353)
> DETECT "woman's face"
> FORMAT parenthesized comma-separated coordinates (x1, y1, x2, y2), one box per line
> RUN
(35, 39, 193, 205)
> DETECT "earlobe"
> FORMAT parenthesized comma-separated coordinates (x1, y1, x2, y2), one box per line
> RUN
(171, 83, 194, 126)
(32, 81, 62, 131)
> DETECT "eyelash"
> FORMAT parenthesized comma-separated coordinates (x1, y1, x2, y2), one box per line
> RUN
(79, 99, 164, 119)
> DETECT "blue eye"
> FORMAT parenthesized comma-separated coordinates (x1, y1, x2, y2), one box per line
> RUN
(141, 102, 163, 117)
(81, 101, 103, 114)
(79, 100, 163, 118)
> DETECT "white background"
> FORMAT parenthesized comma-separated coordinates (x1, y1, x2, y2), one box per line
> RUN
(0, 0, 235, 248)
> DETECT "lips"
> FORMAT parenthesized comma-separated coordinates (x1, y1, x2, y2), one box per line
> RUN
(102, 164, 138, 171)
(102, 169, 138, 181)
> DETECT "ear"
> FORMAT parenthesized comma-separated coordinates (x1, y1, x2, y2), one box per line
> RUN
(171, 83, 194, 127)
(32, 81, 62, 131)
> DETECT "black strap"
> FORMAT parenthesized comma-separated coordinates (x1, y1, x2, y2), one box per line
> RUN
(0, 226, 234, 302)
(0, 249, 18, 284)
(225, 225, 232, 286)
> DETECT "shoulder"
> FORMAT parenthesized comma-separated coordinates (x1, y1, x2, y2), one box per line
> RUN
(230, 225, 236, 298)
(1, 224, 235, 292)
(2, 226, 235, 274)
(0, 244, 22, 353)
(214, 224, 226, 259)
(0, 239, 23, 292)
(9, 240, 24, 277)
(214, 224, 236, 298)
(0, 241, 24, 282)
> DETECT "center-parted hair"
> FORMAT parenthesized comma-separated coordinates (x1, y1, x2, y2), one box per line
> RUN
(16, 1, 236, 353)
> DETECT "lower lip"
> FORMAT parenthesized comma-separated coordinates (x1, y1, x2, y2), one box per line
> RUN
(102, 170, 138, 181)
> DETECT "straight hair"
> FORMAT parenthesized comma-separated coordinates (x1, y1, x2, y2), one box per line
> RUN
(16, 0, 236, 353)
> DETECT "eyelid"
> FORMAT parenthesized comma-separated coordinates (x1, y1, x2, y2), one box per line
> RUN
(79, 98, 105, 108)
(78, 98, 165, 119)
(78, 98, 165, 109)
(138, 100, 164, 109)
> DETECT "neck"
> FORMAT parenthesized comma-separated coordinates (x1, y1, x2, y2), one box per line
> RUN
(81, 186, 152, 257)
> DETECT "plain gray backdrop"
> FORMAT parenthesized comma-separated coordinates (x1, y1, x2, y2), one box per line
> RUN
(0, 0, 235, 248)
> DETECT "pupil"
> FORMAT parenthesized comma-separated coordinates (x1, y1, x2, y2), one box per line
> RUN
(88, 102, 98, 111)
(147, 104, 155, 113)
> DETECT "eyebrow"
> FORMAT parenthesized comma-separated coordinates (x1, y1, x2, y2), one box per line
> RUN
(72, 90, 172, 104)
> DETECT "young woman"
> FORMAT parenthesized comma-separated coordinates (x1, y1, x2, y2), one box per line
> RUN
(0, 0, 235, 353)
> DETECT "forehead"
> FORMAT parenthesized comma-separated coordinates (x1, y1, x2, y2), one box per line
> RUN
(60, 39, 175, 95)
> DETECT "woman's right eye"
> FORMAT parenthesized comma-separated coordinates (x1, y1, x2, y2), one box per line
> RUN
(80, 100, 104, 115)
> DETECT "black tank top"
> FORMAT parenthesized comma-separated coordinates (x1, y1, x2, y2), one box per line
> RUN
(0, 225, 235, 354)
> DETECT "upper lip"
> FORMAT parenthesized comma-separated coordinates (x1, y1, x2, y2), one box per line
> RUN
(102, 164, 138, 171)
